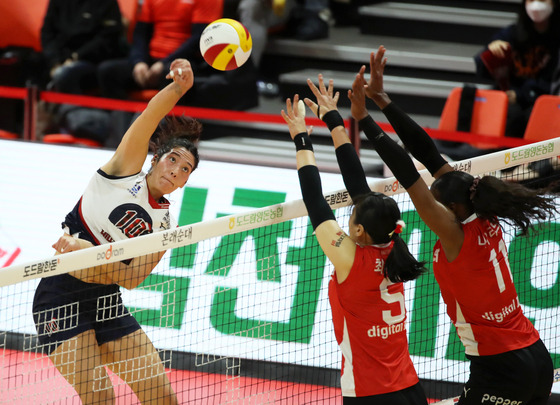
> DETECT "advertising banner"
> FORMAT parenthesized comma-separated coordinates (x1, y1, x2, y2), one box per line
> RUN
(0, 140, 558, 393)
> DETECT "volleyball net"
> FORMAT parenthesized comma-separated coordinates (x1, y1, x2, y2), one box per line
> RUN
(1, 138, 560, 404)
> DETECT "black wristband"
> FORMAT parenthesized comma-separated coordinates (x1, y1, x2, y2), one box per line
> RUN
(293, 132, 313, 151)
(322, 110, 345, 132)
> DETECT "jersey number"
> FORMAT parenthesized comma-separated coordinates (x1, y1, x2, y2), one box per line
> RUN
(489, 239, 513, 293)
(379, 278, 405, 324)
(115, 210, 153, 238)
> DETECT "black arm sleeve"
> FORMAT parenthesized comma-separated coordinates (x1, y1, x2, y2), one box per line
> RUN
(298, 165, 336, 230)
(382, 102, 447, 176)
(359, 116, 420, 189)
(335, 143, 371, 199)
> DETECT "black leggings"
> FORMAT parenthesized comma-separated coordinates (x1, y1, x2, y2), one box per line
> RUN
(343, 382, 428, 405)
(458, 339, 553, 405)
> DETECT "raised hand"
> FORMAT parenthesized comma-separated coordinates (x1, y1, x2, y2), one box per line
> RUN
(281, 94, 309, 139)
(167, 59, 194, 93)
(364, 45, 391, 109)
(348, 65, 369, 121)
(304, 74, 340, 119)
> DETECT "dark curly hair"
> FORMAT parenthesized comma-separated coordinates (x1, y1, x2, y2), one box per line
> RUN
(431, 171, 558, 235)
(149, 115, 202, 171)
(352, 192, 426, 283)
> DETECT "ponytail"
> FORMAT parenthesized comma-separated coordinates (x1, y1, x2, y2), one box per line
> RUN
(472, 176, 557, 235)
(352, 193, 427, 283)
(432, 171, 558, 235)
(384, 236, 427, 283)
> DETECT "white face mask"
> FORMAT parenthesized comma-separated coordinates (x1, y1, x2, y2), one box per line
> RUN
(526, 1, 554, 23)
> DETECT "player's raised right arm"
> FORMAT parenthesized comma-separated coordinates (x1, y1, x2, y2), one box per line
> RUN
(101, 59, 194, 177)
(363, 46, 452, 179)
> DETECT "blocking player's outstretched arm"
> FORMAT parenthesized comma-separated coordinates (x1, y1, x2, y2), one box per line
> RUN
(348, 61, 464, 261)
(360, 46, 452, 179)
(303, 74, 371, 200)
(282, 95, 357, 283)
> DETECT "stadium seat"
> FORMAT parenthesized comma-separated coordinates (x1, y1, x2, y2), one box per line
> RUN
(117, 0, 140, 43)
(523, 95, 560, 142)
(0, 129, 18, 139)
(439, 87, 508, 149)
(42, 133, 102, 148)
(0, 0, 48, 51)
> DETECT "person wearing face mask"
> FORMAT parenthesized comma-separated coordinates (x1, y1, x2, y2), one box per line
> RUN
(474, 0, 560, 138)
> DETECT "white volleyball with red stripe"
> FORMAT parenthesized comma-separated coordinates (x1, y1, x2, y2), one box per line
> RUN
(199, 18, 252, 71)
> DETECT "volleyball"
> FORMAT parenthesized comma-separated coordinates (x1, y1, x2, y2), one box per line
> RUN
(199, 18, 252, 71)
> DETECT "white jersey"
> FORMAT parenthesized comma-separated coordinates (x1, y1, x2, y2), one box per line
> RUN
(63, 169, 175, 245)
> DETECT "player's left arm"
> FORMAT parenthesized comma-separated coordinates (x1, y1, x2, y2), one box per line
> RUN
(54, 233, 166, 289)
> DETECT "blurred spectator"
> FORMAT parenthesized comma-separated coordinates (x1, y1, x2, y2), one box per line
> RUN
(286, 0, 333, 41)
(237, 0, 332, 96)
(98, 0, 258, 111)
(552, 54, 560, 94)
(474, 0, 560, 138)
(41, 0, 126, 94)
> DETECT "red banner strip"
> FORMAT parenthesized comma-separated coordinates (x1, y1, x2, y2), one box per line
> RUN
(0, 86, 27, 100)
(0, 87, 532, 148)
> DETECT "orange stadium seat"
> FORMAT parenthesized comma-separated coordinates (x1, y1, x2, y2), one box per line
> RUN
(523, 95, 560, 142)
(117, 0, 141, 43)
(0, 129, 19, 139)
(0, 0, 49, 51)
(0, 0, 137, 51)
(439, 87, 508, 149)
(43, 133, 102, 148)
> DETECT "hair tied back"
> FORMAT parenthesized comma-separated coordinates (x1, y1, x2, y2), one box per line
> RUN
(469, 176, 481, 201)
(389, 219, 406, 238)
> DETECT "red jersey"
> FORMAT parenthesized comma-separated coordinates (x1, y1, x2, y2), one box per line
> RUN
(138, 0, 223, 59)
(328, 242, 419, 397)
(433, 214, 539, 356)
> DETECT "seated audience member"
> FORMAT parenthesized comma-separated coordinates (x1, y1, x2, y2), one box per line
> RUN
(41, 0, 126, 94)
(237, 0, 332, 96)
(552, 53, 560, 94)
(98, 0, 258, 111)
(474, 0, 560, 138)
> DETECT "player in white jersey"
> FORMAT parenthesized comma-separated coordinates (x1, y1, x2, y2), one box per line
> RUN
(33, 59, 199, 404)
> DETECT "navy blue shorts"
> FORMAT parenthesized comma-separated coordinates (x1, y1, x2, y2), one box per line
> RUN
(459, 339, 553, 405)
(33, 273, 141, 354)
